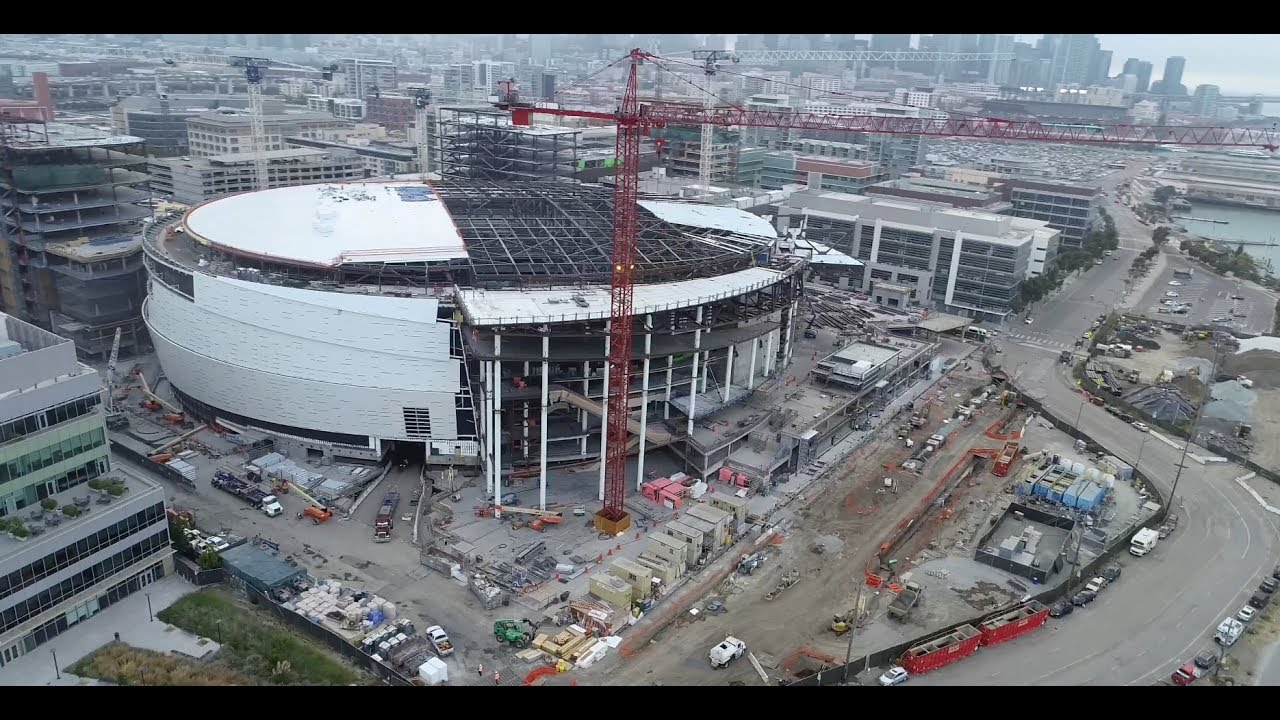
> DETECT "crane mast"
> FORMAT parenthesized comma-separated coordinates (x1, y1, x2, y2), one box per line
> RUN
(231, 56, 272, 192)
(413, 88, 433, 181)
(497, 48, 1280, 529)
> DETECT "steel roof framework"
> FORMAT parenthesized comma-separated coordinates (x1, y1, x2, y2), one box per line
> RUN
(431, 179, 755, 284)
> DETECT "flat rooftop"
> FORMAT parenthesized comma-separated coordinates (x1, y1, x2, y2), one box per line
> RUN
(831, 341, 903, 367)
(44, 234, 142, 262)
(0, 468, 160, 561)
(0, 121, 144, 150)
(184, 182, 470, 268)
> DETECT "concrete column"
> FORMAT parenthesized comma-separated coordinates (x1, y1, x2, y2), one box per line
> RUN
(598, 321, 610, 502)
(784, 298, 798, 366)
(722, 342, 735, 402)
(482, 359, 492, 494)
(701, 350, 710, 393)
(540, 334, 549, 510)
(687, 306, 703, 438)
(581, 361, 590, 455)
(748, 335, 758, 390)
(522, 361, 530, 459)
(494, 335, 503, 520)
(766, 329, 776, 376)
(637, 315, 652, 491)
(664, 314, 675, 420)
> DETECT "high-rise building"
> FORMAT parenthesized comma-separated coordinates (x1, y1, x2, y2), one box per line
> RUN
(988, 35, 1015, 85)
(1090, 50, 1113, 85)
(1050, 34, 1100, 86)
(338, 58, 398, 100)
(1191, 84, 1221, 118)
(0, 312, 174, 669)
(0, 121, 151, 360)
(1122, 58, 1153, 93)
(185, 111, 349, 158)
(530, 34, 554, 65)
(870, 34, 912, 51)
(1153, 56, 1187, 95)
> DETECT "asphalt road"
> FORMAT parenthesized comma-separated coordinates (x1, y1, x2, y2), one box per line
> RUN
(909, 160, 1280, 686)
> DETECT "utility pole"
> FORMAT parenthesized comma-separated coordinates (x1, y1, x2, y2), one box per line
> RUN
(1168, 348, 1219, 509)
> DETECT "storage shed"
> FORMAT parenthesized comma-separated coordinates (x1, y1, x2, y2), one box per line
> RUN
(220, 543, 306, 593)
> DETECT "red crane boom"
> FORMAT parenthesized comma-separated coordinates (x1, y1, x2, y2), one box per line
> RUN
(499, 49, 1280, 531)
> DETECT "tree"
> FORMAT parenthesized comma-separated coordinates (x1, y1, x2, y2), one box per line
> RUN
(169, 516, 193, 554)
(198, 549, 224, 571)
(1152, 226, 1171, 246)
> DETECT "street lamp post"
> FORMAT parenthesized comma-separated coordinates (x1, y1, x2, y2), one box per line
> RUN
(145, 592, 153, 622)
(51, 649, 59, 680)
(215, 619, 223, 645)
(1075, 396, 1088, 429)
(1134, 433, 1149, 472)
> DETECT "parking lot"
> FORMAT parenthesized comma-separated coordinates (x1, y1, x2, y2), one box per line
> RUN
(1136, 262, 1275, 334)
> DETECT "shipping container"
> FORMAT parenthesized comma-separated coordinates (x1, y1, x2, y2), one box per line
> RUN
(993, 442, 1020, 477)
(1077, 483, 1106, 513)
(978, 601, 1049, 647)
(900, 624, 981, 675)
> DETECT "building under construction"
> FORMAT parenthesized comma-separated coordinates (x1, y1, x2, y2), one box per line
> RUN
(437, 107, 581, 182)
(0, 117, 151, 360)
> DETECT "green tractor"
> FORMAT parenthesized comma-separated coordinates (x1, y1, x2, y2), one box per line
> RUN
(493, 619, 535, 648)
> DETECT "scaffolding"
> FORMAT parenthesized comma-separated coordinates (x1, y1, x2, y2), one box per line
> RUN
(437, 107, 581, 183)
(0, 116, 151, 359)
(432, 179, 756, 285)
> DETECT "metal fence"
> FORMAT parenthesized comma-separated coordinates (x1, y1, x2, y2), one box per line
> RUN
(786, 384, 1169, 686)
(173, 556, 226, 586)
(110, 439, 197, 490)
(240, 583, 417, 687)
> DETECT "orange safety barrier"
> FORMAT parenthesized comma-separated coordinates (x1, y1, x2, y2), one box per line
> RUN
(523, 666, 559, 686)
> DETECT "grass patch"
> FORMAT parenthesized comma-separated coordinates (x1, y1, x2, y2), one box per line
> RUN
(157, 588, 360, 686)
(69, 644, 253, 686)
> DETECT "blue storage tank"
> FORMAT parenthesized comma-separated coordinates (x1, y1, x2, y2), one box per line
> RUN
(1032, 479, 1052, 498)
(1048, 483, 1067, 504)
(755, 252, 770, 265)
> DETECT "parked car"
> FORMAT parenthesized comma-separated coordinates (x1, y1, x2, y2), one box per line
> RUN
(1238, 605, 1258, 623)
(1049, 601, 1074, 618)
(1272, 565, 1280, 581)
(879, 666, 909, 686)
(1261, 577, 1279, 594)
(1103, 564, 1123, 582)
(1230, 294, 1246, 300)
(1194, 650, 1219, 672)
(1025, 317, 1035, 325)
(1085, 576, 1109, 594)
(1167, 281, 1182, 286)
(1165, 291, 1180, 298)
(1131, 422, 1150, 432)
(1071, 590, 1097, 606)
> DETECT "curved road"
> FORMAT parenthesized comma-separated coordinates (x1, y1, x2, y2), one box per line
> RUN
(913, 161, 1280, 686)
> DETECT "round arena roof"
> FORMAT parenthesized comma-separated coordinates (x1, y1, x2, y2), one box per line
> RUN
(183, 179, 776, 284)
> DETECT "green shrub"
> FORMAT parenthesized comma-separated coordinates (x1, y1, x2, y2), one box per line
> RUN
(40, 498, 58, 511)
(62, 505, 82, 518)
(107, 483, 125, 497)
(88, 478, 105, 491)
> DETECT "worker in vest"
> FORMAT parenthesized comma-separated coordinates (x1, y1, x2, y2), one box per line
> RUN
(477, 663, 483, 676)
(493, 671, 501, 685)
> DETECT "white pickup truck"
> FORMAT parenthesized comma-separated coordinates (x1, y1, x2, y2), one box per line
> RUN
(709, 637, 746, 669)
(1215, 617, 1244, 646)
(426, 625, 454, 657)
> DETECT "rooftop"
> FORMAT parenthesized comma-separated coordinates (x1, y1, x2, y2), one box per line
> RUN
(184, 182, 470, 268)
(0, 120, 144, 150)
(44, 234, 142, 262)
(188, 110, 344, 126)
(830, 341, 902, 368)
(0, 469, 160, 562)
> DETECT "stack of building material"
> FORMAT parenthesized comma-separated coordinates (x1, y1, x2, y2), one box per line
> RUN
(658, 482, 687, 510)
(569, 597, 628, 636)
(642, 478, 675, 503)
(165, 458, 197, 482)
(535, 626, 600, 663)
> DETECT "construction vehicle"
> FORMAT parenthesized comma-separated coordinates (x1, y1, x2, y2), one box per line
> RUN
(288, 482, 333, 525)
(887, 581, 924, 621)
(211, 472, 283, 517)
(373, 489, 400, 542)
(493, 619, 536, 648)
(103, 327, 129, 430)
(737, 552, 765, 575)
(709, 636, 746, 669)
(425, 625, 454, 657)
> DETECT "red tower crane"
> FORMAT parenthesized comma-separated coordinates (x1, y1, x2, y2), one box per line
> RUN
(497, 48, 1280, 535)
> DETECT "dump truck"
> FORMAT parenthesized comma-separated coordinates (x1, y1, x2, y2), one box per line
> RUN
(993, 442, 1020, 477)
(887, 581, 924, 621)
(425, 625, 454, 657)
(373, 489, 400, 542)
(211, 472, 283, 517)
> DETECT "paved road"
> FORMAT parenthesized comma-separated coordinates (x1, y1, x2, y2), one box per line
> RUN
(910, 160, 1280, 686)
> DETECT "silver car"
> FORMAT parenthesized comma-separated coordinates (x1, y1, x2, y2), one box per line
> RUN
(879, 666, 909, 686)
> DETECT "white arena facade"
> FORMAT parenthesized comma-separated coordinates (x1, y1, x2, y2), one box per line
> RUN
(142, 180, 811, 498)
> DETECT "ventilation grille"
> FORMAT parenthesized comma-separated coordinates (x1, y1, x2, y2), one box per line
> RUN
(403, 407, 432, 438)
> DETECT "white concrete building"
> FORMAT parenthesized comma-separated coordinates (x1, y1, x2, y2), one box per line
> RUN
(186, 111, 350, 158)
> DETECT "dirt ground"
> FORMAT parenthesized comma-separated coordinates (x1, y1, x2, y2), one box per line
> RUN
(1206, 605, 1280, 686)
(582, 364, 1008, 686)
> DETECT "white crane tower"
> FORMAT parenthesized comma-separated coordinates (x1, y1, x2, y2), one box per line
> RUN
(230, 56, 273, 192)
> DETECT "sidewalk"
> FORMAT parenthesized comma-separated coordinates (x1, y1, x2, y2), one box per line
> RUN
(1, 575, 218, 686)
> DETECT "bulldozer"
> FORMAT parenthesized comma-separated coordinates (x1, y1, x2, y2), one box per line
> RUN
(493, 618, 536, 648)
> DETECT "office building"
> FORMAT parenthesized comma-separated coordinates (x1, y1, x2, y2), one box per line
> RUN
(530, 35, 554, 66)
(111, 98, 203, 158)
(473, 61, 516, 94)
(892, 88, 935, 109)
(1049, 35, 1100, 87)
(1153, 56, 1187, 95)
(777, 191, 1059, 320)
(339, 58, 397, 100)
(0, 312, 174, 668)
(364, 93, 417, 133)
(186, 111, 350, 158)
(1122, 58, 1153, 93)
(306, 96, 366, 122)
(0, 121, 150, 360)
(1191, 84, 1221, 118)
(760, 153, 886, 194)
(284, 136, 420, 178)
(865, 176, 1008, 210)
(1002, 178, 1101, 248)
(1090, 50, 1113, 85)
(148, 148, 366, 204)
